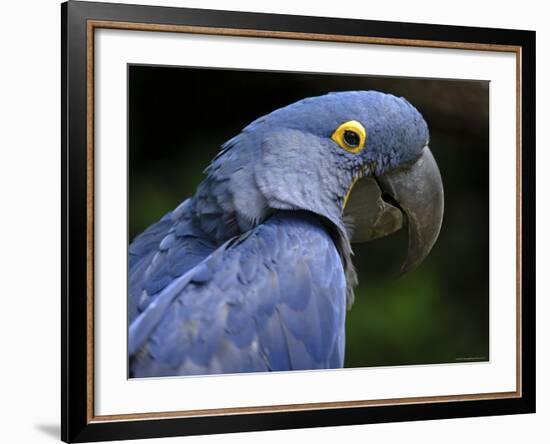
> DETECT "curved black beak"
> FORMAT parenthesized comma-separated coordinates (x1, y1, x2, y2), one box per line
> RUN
(343, 147, 444, 274)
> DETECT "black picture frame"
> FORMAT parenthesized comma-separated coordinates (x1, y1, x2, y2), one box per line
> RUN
(61, 1, 536, 442)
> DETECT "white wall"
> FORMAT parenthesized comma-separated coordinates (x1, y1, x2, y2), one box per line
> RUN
(0, 0, 547, 443)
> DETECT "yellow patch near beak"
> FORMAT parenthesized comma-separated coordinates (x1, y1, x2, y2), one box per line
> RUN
(343, 175, 361, 211)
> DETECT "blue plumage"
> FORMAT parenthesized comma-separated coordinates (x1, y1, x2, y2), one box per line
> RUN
(130, 212, 346, 376)
(128, 90, 432, 377)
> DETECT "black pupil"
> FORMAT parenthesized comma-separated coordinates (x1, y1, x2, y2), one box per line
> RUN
(343, 130, 360, 147)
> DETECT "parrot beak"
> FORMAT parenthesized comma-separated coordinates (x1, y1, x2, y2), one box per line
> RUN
(343, 147, 444, 274)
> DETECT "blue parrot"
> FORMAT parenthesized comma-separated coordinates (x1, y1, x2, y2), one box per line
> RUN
(128, 90, 444, 377)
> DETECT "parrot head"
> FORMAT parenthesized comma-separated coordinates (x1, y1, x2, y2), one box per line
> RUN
(199, 90, 444, 276)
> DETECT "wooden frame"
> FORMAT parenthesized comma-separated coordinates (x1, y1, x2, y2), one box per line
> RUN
(62, 1, 536, 442)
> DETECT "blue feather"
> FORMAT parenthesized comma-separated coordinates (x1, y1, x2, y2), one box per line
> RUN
(129, 212, 347, 377)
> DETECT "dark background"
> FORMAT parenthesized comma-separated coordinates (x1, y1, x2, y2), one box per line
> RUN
(129, 65, 489, 368)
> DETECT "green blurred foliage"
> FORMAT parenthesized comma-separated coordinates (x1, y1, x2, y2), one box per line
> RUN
(129, 66, 489, 368)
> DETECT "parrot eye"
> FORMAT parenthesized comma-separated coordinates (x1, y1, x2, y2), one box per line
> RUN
(331, 120, 367, 154)
(343, 130, 360, 148)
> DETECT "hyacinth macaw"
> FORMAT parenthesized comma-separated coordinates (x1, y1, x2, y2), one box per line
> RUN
(128, 90, 444, 377)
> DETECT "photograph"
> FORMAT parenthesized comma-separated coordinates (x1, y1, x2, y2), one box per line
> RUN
(0, 0, 542, 439)
(127, 65, 489, 378)
(58, 1, 536, 441)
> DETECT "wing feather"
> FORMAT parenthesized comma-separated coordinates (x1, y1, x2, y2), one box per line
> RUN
(128, 199, 218, 322)
(129, 211, 347, 377)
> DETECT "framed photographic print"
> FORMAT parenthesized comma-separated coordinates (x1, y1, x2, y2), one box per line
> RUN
(61, 1, 536, 442)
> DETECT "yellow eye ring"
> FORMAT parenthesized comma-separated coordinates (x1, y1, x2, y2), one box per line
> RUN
(331, 120, 367, 154)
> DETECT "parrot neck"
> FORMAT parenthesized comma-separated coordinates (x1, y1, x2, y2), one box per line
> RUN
(190, 133, 358, 308)
(191, 180, 357, 309)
